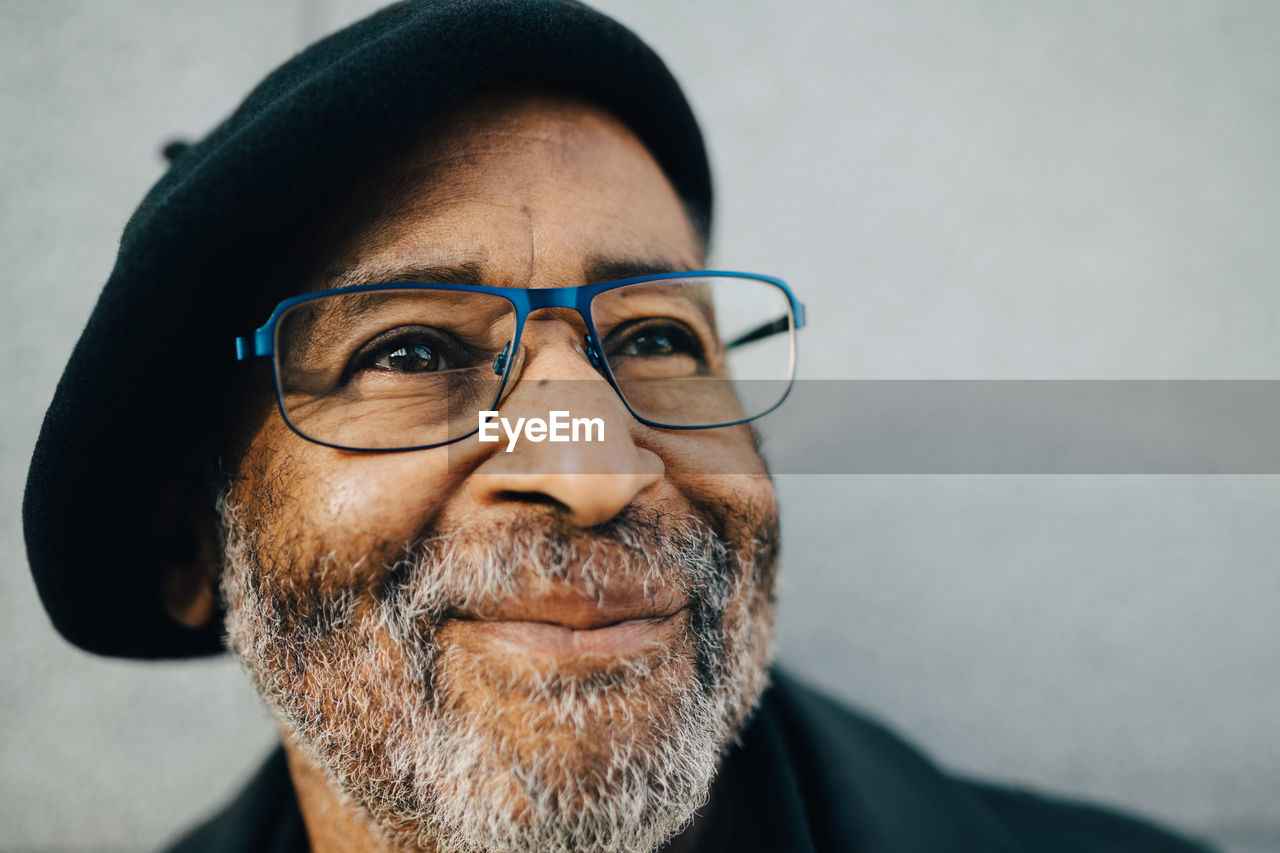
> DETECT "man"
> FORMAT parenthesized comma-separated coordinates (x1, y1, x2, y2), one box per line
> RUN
(23, 2, 1212, 851)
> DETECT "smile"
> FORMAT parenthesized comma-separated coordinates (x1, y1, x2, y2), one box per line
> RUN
(454, 612, 685, 655)
(446, 588, 688, 656)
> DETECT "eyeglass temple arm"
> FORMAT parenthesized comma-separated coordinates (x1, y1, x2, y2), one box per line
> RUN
(234, 329, 274, 361)
(725, 314, 794, 350)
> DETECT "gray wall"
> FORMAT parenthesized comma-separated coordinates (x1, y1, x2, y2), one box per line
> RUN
(2, 1, 1277, 851)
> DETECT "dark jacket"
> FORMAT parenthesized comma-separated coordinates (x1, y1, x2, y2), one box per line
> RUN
(166, 671, 1213, 852)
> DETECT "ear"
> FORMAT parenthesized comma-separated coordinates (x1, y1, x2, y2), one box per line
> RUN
(152, 478, 223, 630)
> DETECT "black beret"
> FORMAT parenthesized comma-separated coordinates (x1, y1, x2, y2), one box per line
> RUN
(23, 0, 713, 659)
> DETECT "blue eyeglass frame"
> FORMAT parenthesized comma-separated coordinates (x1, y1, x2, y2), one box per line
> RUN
(234, 270, 806, 452)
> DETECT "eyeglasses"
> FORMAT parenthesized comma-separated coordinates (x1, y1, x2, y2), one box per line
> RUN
(233, 271, 805, 452)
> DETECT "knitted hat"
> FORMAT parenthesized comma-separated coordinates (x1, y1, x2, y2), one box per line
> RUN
(23, 0, 712, 658)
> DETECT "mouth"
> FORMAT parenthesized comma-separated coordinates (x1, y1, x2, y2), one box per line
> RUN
(445, 588, 688, 657)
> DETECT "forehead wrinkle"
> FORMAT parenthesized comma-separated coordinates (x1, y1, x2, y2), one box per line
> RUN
(337, 110, 666, 244)
(353, 112, 627, 228)
(306, 198, 531, 294)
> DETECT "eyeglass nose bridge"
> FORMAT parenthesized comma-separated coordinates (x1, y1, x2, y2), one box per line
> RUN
(495, 282, 612, 371)
(490, 297, 612, 412)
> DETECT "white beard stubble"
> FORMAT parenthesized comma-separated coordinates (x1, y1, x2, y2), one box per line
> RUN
(220, 500, 777, 853)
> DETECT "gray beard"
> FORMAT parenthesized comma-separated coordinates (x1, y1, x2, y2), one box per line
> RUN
(219, 500, 776, 853)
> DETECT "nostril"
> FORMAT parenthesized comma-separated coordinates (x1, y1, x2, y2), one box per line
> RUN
(492, 490, 570, 514)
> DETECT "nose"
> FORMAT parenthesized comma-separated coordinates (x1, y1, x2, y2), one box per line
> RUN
(465, 319, 663, 528)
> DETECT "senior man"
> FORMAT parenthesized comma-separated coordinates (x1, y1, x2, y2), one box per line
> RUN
(24, 2, 1212, 852)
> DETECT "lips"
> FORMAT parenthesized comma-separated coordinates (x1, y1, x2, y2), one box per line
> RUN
(446, 586, 688, 656)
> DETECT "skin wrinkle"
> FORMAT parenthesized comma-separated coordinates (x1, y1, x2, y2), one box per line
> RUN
(214, 90, 781, 853)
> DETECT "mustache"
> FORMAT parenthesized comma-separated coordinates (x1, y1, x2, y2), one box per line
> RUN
(378, 506, 738, 631)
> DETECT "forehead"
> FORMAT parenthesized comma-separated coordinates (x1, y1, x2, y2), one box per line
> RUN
(296, 89, 703, 290)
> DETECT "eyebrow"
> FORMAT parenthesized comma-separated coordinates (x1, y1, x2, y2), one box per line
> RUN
(323, 255, 693, 291)
(583, 257, 687, 284)
(325, 261, 488, 290)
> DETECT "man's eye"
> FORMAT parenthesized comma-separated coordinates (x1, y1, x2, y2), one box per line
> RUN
(610, 321, 703, 359)
(375, 341, 439, 372)
(349, 328, 458, 377)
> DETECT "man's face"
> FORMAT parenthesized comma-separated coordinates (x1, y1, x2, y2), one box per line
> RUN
(221, 90, 780, 853)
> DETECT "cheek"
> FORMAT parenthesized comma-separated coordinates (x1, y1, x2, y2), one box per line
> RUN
(318, 460, 453, 536)
(656, 430, 780, 588)
(229, 419, 467, 593)
(648, 424, 771, 486)
(644, 426, 778, 553)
